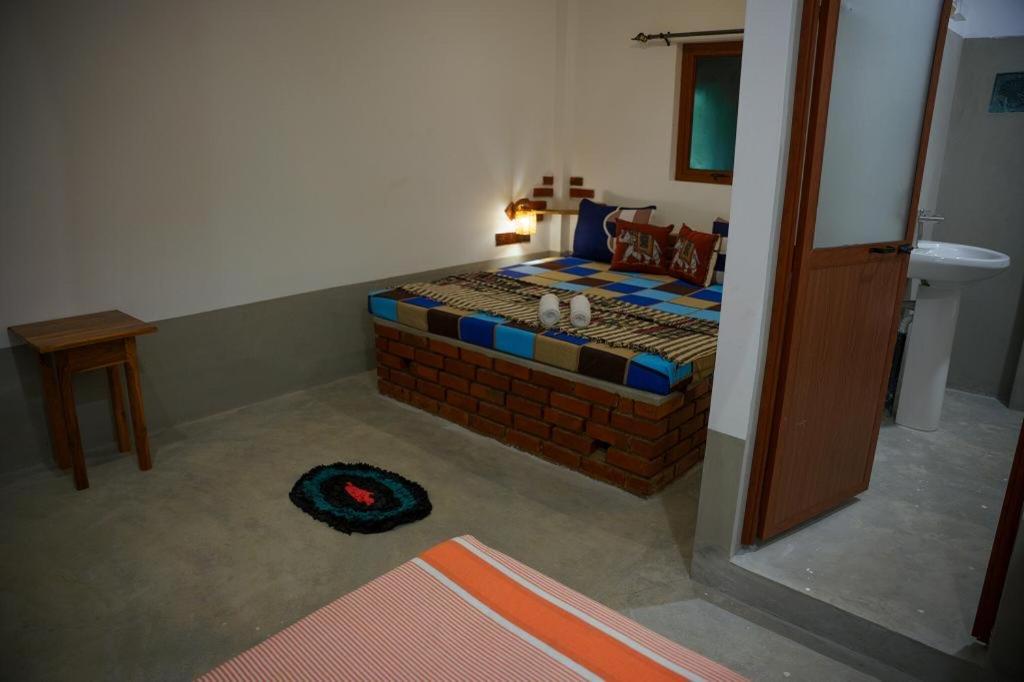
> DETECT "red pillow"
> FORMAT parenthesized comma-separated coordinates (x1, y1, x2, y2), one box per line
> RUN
(668, 225, 722, 286)
(610, 219, 674, 274)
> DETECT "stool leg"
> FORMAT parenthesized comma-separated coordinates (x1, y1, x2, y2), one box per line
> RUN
(55, 352, 89, 490)
(124, 338, 152, 471)
(38, 353, 71, 470)
(107, 365, 131, 453)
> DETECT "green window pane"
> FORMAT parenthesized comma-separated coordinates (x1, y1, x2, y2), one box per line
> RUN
(689, 55, 741, 172)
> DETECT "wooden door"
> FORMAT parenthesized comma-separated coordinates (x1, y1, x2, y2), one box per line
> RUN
(744, 0, 953, 541)
(972, 423, 1024, 643)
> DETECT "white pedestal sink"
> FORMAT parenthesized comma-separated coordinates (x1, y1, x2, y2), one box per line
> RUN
(896, 241, 1010, 431)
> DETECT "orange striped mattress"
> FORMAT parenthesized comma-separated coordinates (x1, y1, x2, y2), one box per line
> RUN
(200, 536, 745, 681)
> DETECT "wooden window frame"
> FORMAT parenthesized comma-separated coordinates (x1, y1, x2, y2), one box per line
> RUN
(674, 40, 743, 185)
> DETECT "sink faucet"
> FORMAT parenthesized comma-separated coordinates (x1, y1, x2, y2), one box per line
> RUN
(916, 209, 944, 242)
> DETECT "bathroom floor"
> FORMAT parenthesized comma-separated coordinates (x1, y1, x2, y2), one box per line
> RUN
(734, 388, 1021, 656)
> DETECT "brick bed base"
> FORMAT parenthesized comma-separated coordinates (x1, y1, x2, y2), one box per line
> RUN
(374, 324, 711, 496)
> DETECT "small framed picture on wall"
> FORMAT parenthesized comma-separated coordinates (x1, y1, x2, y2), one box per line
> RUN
(988, 72, 1024, 113)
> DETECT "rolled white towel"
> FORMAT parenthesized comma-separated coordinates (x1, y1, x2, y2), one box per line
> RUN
(538, 293, 561, 328)
(570, 294, 591, 329)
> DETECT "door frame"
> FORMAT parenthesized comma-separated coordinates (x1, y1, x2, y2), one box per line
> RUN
(741, 0, 953, 544)
(973, 422, 1024, 643)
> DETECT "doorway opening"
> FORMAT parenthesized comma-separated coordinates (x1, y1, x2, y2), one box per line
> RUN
(735, 0, 1024, 657)
(738, 393, 1020, 654)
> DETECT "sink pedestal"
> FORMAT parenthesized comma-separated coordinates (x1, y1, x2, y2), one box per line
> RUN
(895, 240, 1010, 431)
(895, 284, 961, 431)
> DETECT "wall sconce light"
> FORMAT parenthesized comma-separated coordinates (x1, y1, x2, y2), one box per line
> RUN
(515, 210, 538, 236)
(497, 197, 579, 246)
(506, 198, 537, 236)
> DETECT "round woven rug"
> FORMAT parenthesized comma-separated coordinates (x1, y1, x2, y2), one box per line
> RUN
(289, 462, 432, 534)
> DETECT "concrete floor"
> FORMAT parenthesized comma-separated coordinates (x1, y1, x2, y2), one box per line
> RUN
(735, 389, 1022, 656)
(1, 371, 880, 680)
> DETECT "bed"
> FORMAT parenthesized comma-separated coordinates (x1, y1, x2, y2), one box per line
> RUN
(368, 256, 719, 496)
(200, 535, 745, 681)
(368, 256, 720, 395)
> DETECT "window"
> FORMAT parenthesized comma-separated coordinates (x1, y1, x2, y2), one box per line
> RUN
(675, 41, 742, 185)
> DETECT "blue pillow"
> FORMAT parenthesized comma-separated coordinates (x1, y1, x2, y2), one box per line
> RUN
(571, 199, 656, 262)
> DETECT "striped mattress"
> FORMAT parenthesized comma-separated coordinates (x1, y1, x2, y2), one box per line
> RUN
(200, 536, 745, 681)
(368, 257, 721, 395)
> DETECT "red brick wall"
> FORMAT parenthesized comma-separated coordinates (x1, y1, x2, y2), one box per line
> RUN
(374, 324, 710, 496)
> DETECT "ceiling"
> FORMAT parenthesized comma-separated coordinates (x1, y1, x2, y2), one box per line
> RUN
(949, 0, 1024, 38)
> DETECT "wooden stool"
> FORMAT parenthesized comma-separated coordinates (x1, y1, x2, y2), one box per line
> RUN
(9, 311, 158, 490)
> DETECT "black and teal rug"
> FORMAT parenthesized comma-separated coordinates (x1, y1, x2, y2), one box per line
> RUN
(289, 463, 432, 535)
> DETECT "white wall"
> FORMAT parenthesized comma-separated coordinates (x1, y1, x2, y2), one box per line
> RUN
(708, 0, 800, 443)
(919, 31, 964, 218)
(934, 36, 1024, 400)
(692, 0, 799, 564)
(0, 0, 559, 346)
(564, 0, 745, 233)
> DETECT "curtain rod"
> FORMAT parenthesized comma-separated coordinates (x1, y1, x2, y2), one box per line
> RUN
(631, 29, 744, 46)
